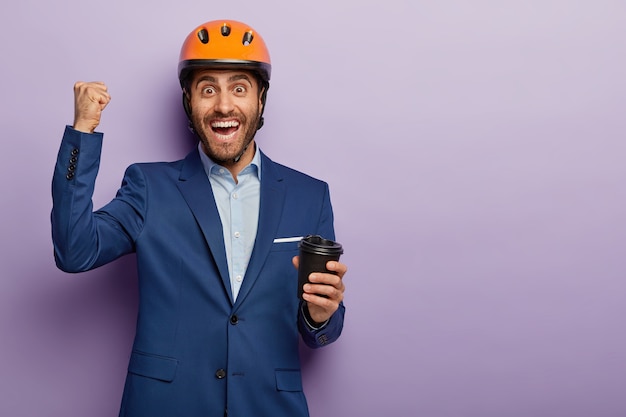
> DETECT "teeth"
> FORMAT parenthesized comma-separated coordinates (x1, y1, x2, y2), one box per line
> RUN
(211, 120, 239, 128)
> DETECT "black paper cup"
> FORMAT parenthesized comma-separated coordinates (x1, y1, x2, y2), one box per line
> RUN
(298, 235, 343, 299)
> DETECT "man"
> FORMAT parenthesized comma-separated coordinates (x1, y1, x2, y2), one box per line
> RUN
(51, 20, 347, 417)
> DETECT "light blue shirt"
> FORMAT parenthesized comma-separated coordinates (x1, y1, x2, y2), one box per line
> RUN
(198, 143, 261, 301)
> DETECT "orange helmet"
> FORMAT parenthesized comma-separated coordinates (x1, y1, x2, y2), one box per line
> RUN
(178, 19, 271, 87)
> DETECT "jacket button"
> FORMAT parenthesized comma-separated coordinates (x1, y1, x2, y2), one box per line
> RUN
(230, 315, 238, 325)
(215, 369, 226, 379)
(317, 334, 329, 345)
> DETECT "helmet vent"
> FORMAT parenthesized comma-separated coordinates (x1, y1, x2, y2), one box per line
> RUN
(221, 23, 231, 36)
(197, 28, 209, 44)
(242, 31, 254, 46)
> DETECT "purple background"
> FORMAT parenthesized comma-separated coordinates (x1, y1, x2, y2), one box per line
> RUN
(2, 1, 625, 416)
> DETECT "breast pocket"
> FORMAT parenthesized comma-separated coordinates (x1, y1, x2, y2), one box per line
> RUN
(270, 240, 300, 253)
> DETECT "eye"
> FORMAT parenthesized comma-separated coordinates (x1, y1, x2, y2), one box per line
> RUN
(201, 86, 215, 95)
(233, 85, 247, 95)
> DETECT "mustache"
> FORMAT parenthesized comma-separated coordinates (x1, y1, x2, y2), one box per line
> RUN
(202, 111, 245, 124)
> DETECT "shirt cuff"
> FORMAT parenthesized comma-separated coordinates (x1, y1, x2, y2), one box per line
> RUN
(301, 302, 329, 330)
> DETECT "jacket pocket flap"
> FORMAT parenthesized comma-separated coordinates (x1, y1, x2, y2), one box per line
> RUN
(275, 369, 303, 392)
(128, 351, 178, 382)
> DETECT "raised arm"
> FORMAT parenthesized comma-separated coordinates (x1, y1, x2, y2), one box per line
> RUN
(51, 82, 142, 273)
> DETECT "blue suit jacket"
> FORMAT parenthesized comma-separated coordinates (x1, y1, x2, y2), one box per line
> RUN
(52, 127, 345, 417)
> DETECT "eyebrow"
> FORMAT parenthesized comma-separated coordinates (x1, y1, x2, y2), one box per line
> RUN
(194, 73, 253, 88)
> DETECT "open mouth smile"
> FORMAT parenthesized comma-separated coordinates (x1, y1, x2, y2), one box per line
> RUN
(211, 119, 240, 140)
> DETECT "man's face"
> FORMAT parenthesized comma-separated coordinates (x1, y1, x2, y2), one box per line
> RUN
(187, 69, 263, 168)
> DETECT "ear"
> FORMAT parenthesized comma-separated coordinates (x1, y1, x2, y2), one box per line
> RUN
(258, 86, 266, 111)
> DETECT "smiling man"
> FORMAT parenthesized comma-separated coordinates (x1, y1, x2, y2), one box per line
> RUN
(188, 70, 263, 174)
(51, 20, 347, 417)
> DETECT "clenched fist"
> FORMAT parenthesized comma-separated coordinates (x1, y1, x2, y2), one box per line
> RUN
(73, 81, 111, 133)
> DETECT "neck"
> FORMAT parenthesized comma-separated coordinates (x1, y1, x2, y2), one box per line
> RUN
(201, 141, 256, 183)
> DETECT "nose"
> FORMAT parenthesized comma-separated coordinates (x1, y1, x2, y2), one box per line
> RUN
(214, 92, 235, 114)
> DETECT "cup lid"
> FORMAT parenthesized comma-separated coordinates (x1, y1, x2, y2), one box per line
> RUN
(299, 235, 343, 255)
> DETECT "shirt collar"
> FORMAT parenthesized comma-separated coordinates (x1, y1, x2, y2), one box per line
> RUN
(197, 142, 261, 181)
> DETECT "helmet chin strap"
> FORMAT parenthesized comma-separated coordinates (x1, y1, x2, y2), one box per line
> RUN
(232, 139, 253, 163)
(232, 112, 262, 163)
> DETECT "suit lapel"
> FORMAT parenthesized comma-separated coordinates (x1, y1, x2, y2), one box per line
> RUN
(176, 150, 234, 303)
(234, 153, 286, 308)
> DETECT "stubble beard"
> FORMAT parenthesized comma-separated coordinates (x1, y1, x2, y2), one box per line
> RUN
(193, 109, 260, 166)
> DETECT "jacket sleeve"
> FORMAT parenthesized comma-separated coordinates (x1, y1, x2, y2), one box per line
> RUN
(298, 301, 345, 348)
(297, 181, 346, 348)
(51, 126, 146, 273)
